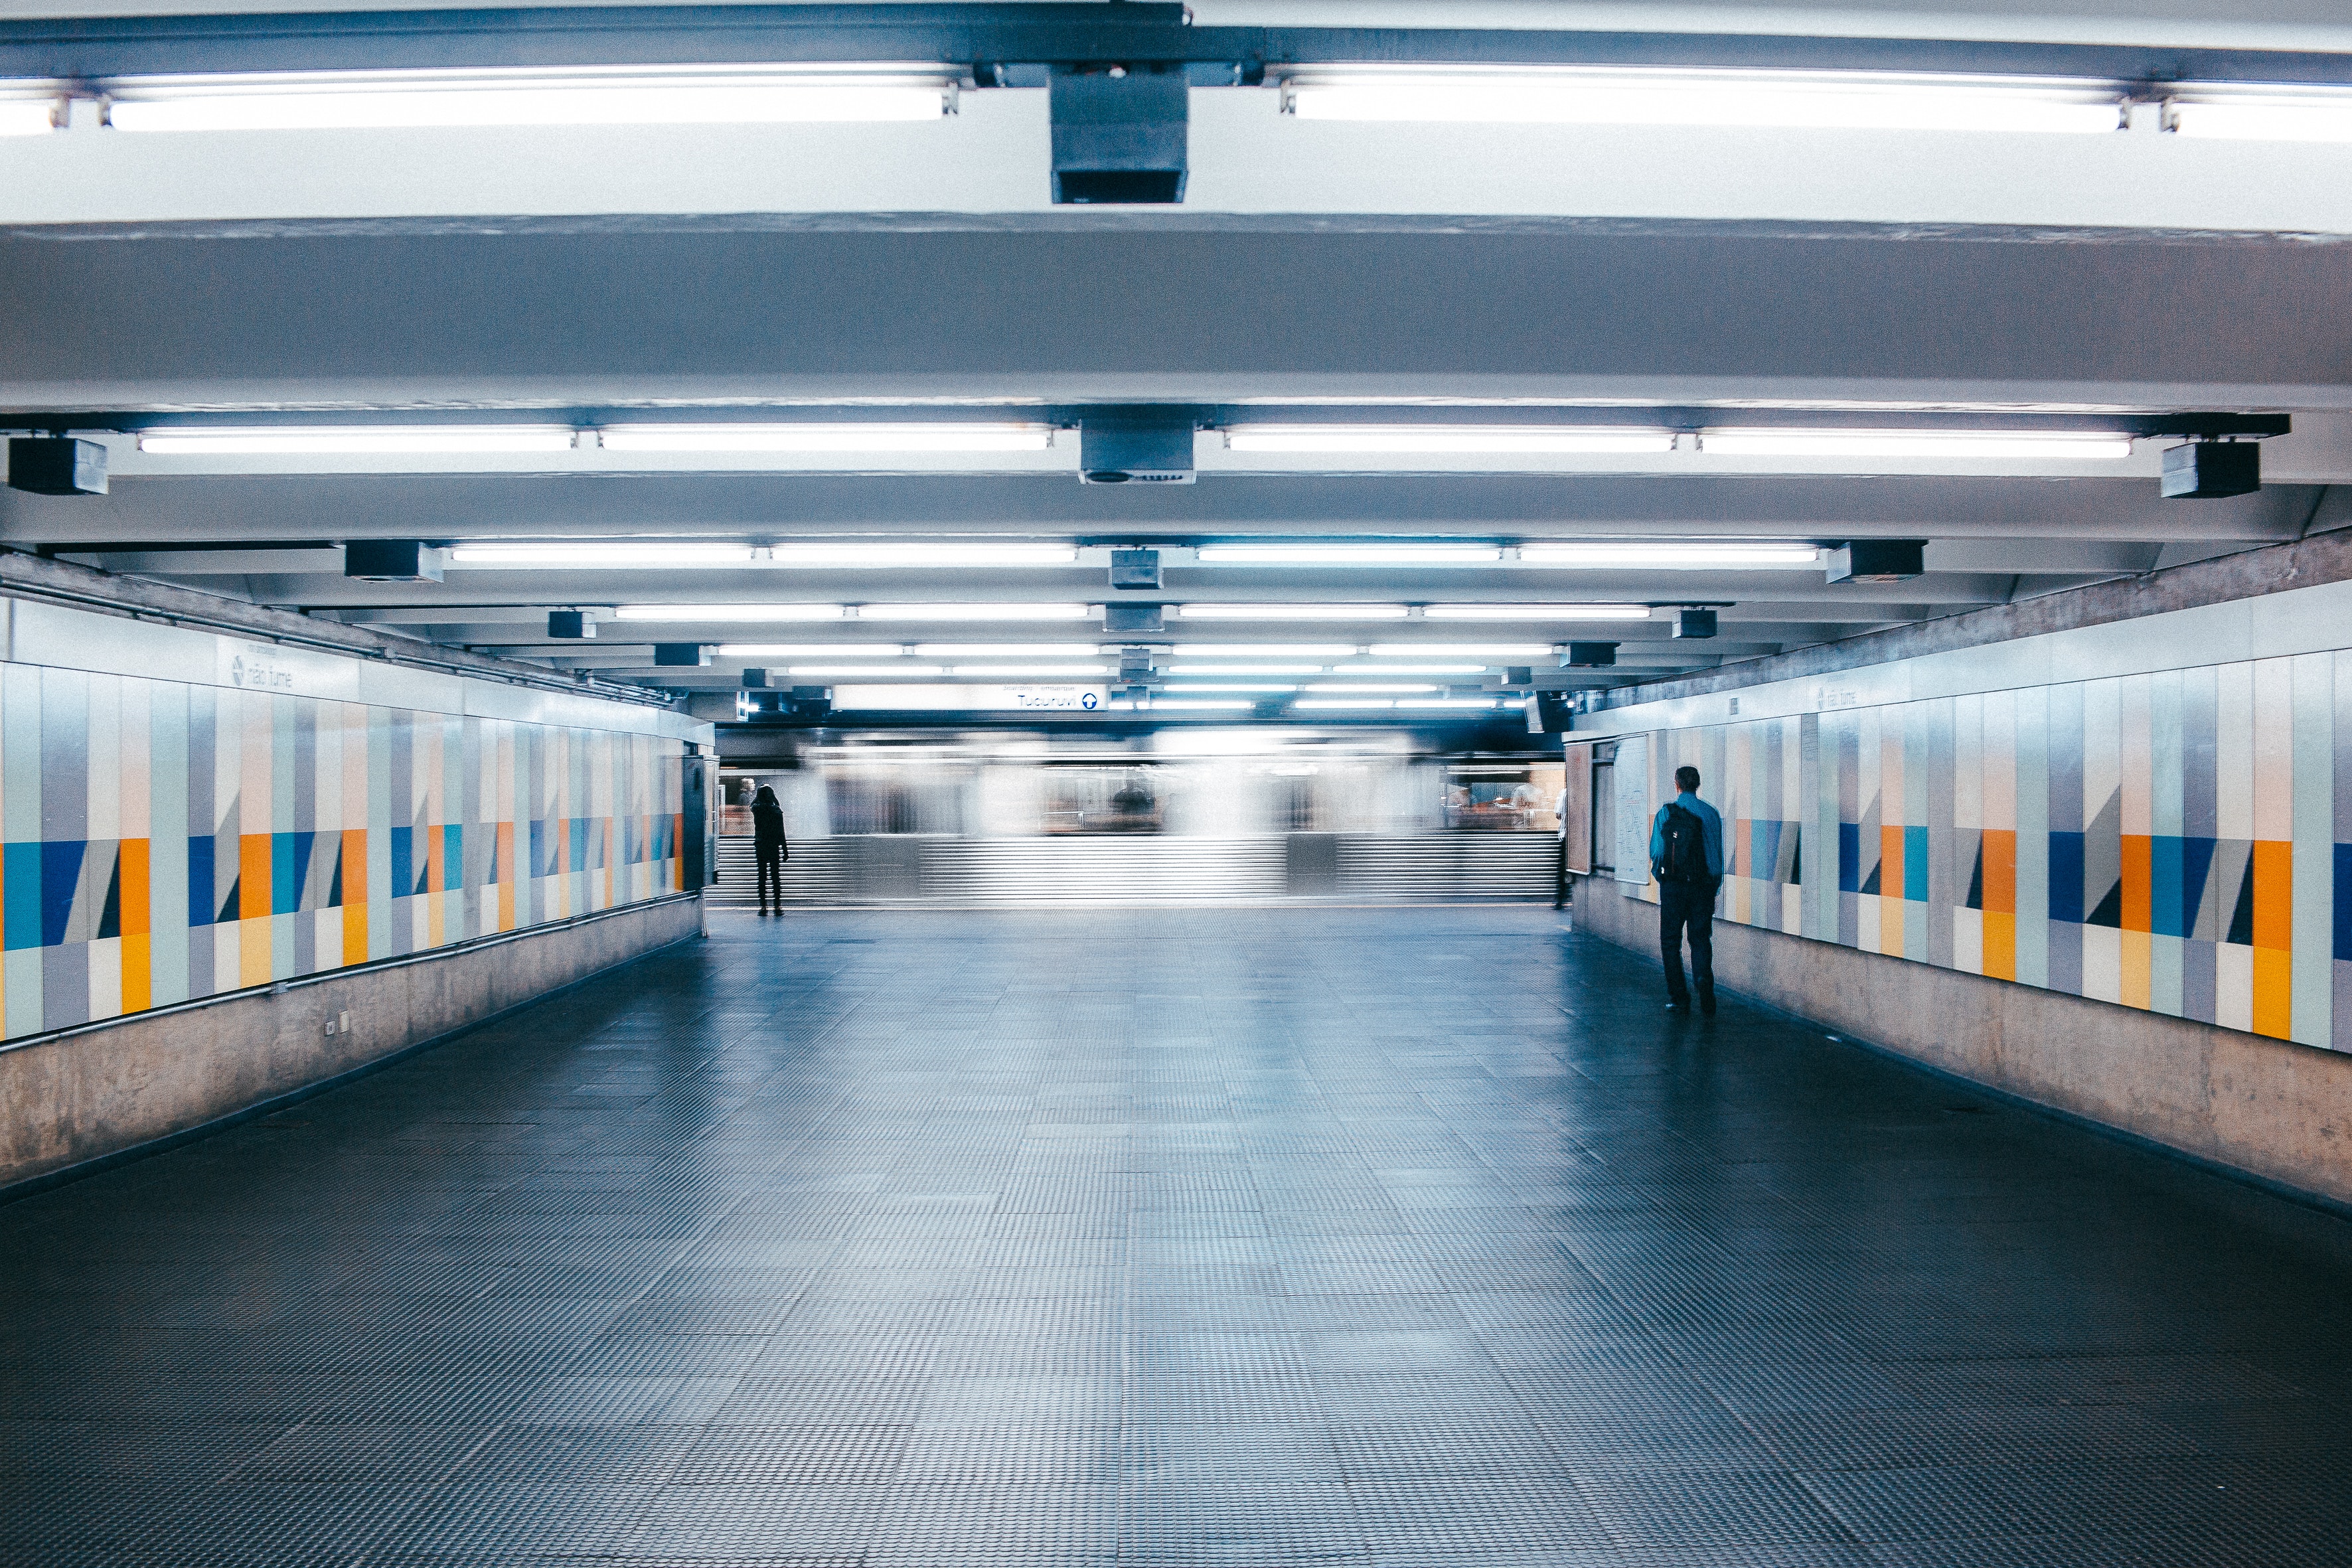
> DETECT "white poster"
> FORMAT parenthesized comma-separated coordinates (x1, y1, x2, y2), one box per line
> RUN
(1613, 733, 1652, 886)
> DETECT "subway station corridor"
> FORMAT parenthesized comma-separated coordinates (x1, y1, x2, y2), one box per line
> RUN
(5, 908, 2350, 1566)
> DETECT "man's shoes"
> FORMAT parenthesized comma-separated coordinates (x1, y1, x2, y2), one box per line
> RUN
(1699, 994, 1717, 1016)
(1664, 999, 1689, 1013)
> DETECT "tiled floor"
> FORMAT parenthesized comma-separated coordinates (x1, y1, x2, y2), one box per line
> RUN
(5, 906, 2352, 1566)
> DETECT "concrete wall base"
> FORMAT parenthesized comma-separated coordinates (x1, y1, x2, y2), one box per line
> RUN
(1573, 874, 2352, 1210)
(0, 894, 705, 1199)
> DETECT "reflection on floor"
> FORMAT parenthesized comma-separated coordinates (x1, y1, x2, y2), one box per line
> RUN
(5, 907, 2351, 1565)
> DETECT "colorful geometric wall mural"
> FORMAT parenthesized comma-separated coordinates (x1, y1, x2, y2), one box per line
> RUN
(1634, 651, 2347, 1052)
(0, 662, 688, 1042)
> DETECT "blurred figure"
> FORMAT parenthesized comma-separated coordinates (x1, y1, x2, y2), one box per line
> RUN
(751, 784, 788, 915)
(1553, 779, 1571, 909)
(1649, 765, 1724, 1014)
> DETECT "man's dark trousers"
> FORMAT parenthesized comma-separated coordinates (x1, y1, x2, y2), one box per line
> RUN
(1658, 878, 1717, 1008)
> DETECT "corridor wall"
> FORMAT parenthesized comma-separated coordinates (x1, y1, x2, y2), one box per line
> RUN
(0, 598, 700, 1044)
(1581, 582, 2348, 1056)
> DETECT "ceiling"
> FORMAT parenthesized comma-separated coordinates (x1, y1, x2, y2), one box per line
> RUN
(4, 0, 2350, 722)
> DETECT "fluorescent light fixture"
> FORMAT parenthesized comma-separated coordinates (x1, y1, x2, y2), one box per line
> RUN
(1165, 664, 1327, 676)
(1281, 66, 2126, 134)
(947, 665, 1110, 678)
(613, 603, 844, 621)
(1424, 604, 1651, 621)
(857, 603, 1093, 621)
(1306, 682, 1438, 693)
(1222, 424, 1674, 456)
(1331, 663, 1487, 675)
(0, 87, 62, 136)
(1176, 604, 1411, 620)
(767, 543, 1076, 567)
(599, 422, 1051, 453)
(138, 425, 577, 455)
(2165, 88, 2352, 141)
(449, 542, 753, 568)
(103, 66, 955, 133)
(786, 664, 941, 678)
(1518, 542, 1822, 569)
(1173, 644, 1360, 657)
(718, 643, 905, 657)
(1165, 683, 1300, 693)
(1152, 700, 1256, 710)
(1194, 542, 1503, 565)
(1368, 643, 1555, 658)
(1398, 699, 1498, 710)
(1293, 699, 1397, 711)
(1699, 428, 2132, 460)
(913, 643, 1105, 658)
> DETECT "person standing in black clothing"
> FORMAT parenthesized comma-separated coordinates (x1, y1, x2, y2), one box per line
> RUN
(751, 784, 788, 915)
(1648, 765, 1724, 1014)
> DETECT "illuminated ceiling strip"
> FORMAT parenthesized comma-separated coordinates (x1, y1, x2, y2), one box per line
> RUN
(1423, 604, 1651, 621)
(1176, 605, 1412, 620)
(1280, 66, 2128, 133)
(101, 66, 955, 132)
(613, 604, 844, 621)
(1221, 425, 1674, 456)
(139, 426, 577, 455)
(856, 603, 1093, 621)
(1698, 429, 2132, 459)
(599, 423, 1054, 453)
(1194, 543, 1503, 565)
(1517, 542, 1822, 568)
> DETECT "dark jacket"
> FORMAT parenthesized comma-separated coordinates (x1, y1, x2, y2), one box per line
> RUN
(751, 795, 787, 856)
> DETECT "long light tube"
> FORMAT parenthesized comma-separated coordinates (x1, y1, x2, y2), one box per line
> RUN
(2165, 89, 2352, 141)
(1281, 67, 2127, 133)
(913, 643, 1105, 658)
(139, 426, 577, 455)
(1332, 663, 1487, 675)
(1306, 682, 1439, 693)
(1166, 684, 1300, 693)
(1699, 429, 2132, 460)
(1367, 643, 1555, 658)
(856, 603, 1093, 621)
(769, 543, 1076, 567)
(1518, 542, 1822, 568)
(599, 423, 1052, 453)
(947, 665, 1111, 678)
(785, 664, 942, 678)
(103, 67, 955, 133)
(450, 542, 753, 568)
(0, 88, 61, 136)
(1223, 424, 1674, 455)
(718, 643, 904, 657)
(1177, 604, 1411, 620)
(613, 603, 843, 621)
(1194, 542, 1503, 566)
(1173, 644, 1361, 657)
(1164, 664, 1328, 676)
(1424, 604, 1651, 621)
(1152, 700, 1256, 711)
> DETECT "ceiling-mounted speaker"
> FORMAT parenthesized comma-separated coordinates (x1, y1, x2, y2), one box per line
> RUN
(1081, 416, 1195, 484)
(2160, 441, 2260, 499)
(1051, 66, 1188, 204)
(1674, 609, 1718, 639)
(546, 610, 596, 639)
(1564, 642, 1619, 667)
(1110, 548, 1163, 589)
(740, 667, 769, 688)
(1104, 603, 1166, 635)
(653, 643, 711, 667)
(7, 437, 107, 495)
(345, 539, 444, 582)
(1825, 540, 1926, 584)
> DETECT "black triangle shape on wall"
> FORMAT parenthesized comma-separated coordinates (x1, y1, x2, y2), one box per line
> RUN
(96, 856, 122, 941)
(326, 844, 343, 909)
(1964, 844, 1984, 911)
(2226, 859, 2257, 947)
(2086, 879, 2124, 929)
(1859, 863, 1881, 896)
(218, 875, 242, 925)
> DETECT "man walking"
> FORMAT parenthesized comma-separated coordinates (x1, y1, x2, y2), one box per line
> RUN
(751, 783, 789, 915)
(1649, 764, 1724, 1014)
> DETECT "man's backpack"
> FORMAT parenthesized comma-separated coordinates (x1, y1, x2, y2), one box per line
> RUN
(1659, 802, 1711, 884)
